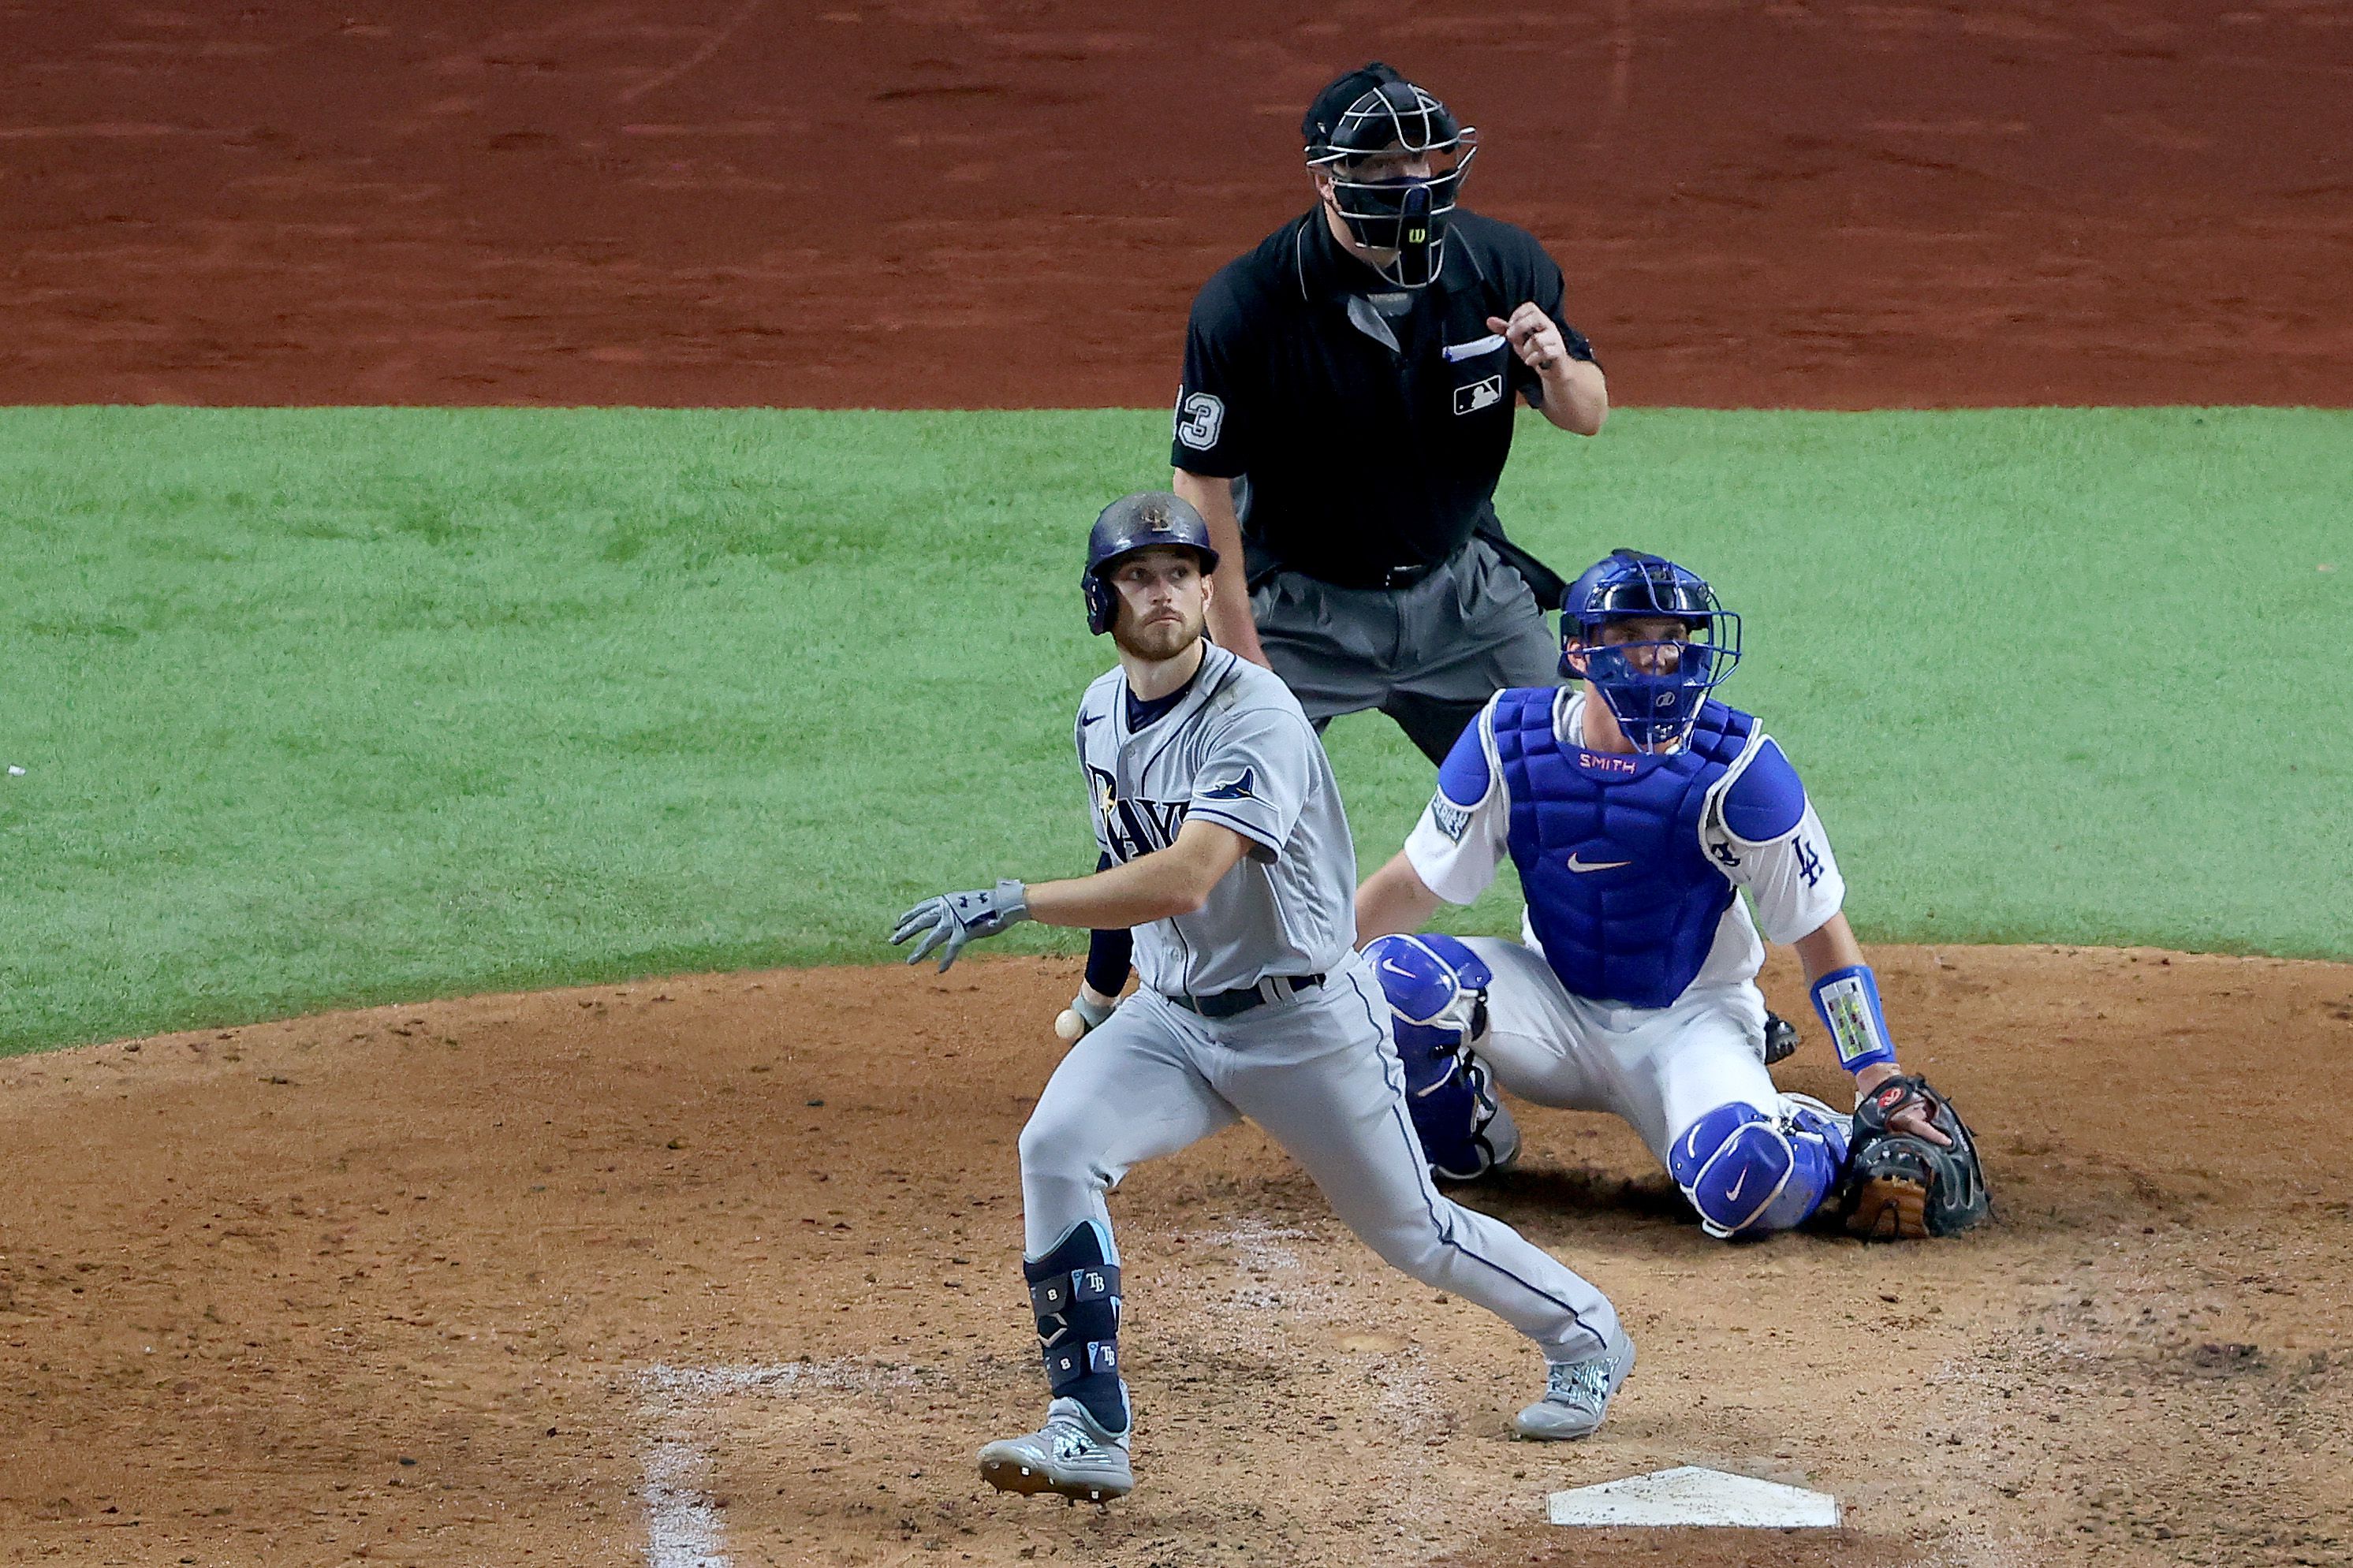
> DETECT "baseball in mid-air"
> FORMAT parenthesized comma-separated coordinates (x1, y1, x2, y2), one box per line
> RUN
(1053, 1008, 1087, 1043)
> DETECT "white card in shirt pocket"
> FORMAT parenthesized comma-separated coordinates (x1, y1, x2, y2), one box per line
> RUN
(1441, 333, 1508, 363)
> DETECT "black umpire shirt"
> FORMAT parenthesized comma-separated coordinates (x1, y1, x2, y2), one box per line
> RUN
(1170, 207, 1595, 589)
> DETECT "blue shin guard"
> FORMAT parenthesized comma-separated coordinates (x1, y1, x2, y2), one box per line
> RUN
(1668, 1100, 1847, 1238)
(1364, 933, 1515, 1182)
(1025, 1221, 1127, 1433)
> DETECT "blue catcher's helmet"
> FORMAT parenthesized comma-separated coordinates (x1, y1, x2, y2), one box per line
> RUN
(1560, 549, 1742, 752)
(1083, 491, 1220, 635)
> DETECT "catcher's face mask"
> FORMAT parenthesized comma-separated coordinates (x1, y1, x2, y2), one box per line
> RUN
(1559, 554, 1742, 753)
(1307, 78, 1475, 289)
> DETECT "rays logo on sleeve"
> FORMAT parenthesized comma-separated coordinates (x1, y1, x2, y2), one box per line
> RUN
(1199, 767, 1257, 803)
(1088, 764, 1190, 863)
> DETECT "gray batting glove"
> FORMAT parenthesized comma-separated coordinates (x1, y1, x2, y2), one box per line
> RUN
(889, 880, 1031, 972)
(1069, 990, 1116, 1032)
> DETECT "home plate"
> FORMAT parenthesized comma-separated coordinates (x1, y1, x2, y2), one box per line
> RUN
(1548, 1466, 1840, 1528)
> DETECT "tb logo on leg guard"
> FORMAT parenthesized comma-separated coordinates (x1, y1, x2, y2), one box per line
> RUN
(1024, 1221, 1127, 1433)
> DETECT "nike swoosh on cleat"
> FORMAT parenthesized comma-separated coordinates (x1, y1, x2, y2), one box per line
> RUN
(1564, 851, 1633, 873)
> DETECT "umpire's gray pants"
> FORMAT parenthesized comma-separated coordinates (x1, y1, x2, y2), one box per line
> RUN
(1017, 952, 1620, 1365)
(1249, 538, 1561, 764)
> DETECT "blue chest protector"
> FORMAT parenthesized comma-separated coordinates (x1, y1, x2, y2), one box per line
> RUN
(1492, 688, 1758, 1009)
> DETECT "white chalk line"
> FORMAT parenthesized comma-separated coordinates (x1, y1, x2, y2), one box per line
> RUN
(642, 1435, 728, 1568)
(635, 1359, 937, 1567)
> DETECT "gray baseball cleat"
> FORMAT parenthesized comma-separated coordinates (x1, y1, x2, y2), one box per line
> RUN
(978, 1397, 1134, 1503)
(1514, 1324, 1636, 1440)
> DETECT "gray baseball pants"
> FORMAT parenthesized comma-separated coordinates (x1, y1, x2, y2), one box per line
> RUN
(1249, 538, 1561, 764)
(1017, 951, 1620, 1363)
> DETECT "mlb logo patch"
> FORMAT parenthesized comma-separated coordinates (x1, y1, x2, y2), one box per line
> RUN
(1454, 374, 1503, 415)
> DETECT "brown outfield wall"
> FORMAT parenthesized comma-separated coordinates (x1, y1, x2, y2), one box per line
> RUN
(0, 948, 2346, 1566)
(2, 0, 2347, 408)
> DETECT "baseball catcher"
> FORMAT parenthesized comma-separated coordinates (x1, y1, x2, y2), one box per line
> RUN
(1355, 549, 1993, 1241)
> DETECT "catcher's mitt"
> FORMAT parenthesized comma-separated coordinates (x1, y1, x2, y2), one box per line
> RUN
(1842, 1075, 1990, 1239)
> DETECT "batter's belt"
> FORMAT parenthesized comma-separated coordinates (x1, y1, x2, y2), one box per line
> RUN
(1162, 972, 1327, 1019)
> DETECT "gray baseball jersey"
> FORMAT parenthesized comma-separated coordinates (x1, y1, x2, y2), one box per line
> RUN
(1075, 644, 1356, 998)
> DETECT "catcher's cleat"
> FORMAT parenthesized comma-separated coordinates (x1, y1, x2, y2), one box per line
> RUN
(979, 1397, 1134, 1503)
(1839, 1075, 1990, 1240)
(1514, 1324, 1635, 1440)
(1762, 1011, 1800, 1066)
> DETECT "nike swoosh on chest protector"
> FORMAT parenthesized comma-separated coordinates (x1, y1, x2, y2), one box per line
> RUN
(1564, 851, 1633, 873)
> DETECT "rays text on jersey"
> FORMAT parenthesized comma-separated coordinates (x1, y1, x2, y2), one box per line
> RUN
(1088, 765, 1191, 862)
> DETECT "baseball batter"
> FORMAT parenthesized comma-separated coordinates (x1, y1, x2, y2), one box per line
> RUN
(891, 493, 1635, 1505)
(1354, 550, 1991, 1241)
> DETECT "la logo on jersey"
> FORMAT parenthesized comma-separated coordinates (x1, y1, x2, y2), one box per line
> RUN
(1089, 764, 1188, 863)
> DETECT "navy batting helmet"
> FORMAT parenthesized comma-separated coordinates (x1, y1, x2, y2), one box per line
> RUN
(1083, 491, 1220, 636)
(1560, 549, 1742, 752)
(1303, 63, 1476, 289)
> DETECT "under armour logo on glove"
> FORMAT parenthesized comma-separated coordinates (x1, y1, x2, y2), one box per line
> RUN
(889, 880, 1032, 973)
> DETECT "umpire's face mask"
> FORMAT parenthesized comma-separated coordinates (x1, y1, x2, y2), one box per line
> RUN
(1318, 143, 1475, 289)
(1310, 83, 1476, 289)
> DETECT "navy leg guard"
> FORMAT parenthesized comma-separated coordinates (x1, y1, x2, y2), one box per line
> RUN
(1667, 1101, 1844, 1238)
(1025, 1221, 1126, 1433)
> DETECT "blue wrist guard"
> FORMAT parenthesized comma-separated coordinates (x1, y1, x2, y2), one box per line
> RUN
(1809, 964, 1896, 1074)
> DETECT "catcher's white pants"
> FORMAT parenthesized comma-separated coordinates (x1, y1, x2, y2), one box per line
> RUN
(1460, 937, 1785, 1168)
(1016, 951, 1620, 1362)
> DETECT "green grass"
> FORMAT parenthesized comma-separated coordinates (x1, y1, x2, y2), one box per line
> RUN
(1, 407, 2345, 1053)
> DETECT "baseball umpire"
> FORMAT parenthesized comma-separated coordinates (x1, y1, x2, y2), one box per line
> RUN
(893, 493, 1636, 1503)
(1172, 61, 1604, 761)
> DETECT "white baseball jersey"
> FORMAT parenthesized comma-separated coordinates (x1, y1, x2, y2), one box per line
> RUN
(1403, 691, 1846, 993)
(1075, 644, 1357, 998)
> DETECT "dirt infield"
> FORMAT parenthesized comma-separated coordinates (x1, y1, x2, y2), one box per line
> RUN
(5, 0, 2349, 409)
(2, 945, 2346, 1566)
